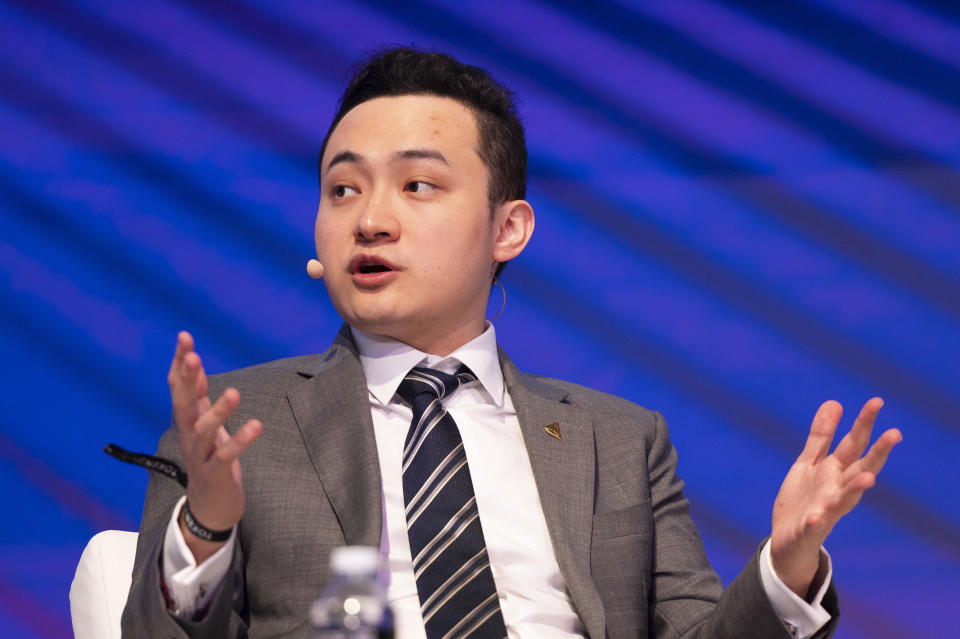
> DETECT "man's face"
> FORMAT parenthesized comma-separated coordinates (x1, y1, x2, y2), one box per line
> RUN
(315, 95, 510, 354)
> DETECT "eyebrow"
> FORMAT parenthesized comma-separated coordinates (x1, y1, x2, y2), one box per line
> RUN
(392, 148, 450, 166)
(324, 148, 450, 175)
(325, 150, 363, 174)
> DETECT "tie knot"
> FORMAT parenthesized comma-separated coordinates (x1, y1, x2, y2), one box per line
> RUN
(397, 365, 476, 406)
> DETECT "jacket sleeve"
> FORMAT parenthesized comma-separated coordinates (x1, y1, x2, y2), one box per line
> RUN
(646, 411, 839, 639)
(120, 423, 250, 639)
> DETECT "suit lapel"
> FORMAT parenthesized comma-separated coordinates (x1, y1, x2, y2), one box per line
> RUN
(284, 332, 605, 635)
(500, 351, 605, 639)
(287, 326, 382, 547)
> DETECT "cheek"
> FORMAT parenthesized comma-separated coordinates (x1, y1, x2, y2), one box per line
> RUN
(426, 233, 495, 290)
(314, 213, 328, 253)
(437, 210, 494, 252)
(314, 217, 345, 259)
(426, 227, 487, 270)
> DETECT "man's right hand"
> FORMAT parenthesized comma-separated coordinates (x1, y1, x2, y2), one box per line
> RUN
(169, 331, 262, 564)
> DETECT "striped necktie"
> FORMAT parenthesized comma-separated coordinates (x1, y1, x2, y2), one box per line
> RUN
(396, 366, 508, 639)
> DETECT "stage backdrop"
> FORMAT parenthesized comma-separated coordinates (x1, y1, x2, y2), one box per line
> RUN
(1, 1, 957, 637)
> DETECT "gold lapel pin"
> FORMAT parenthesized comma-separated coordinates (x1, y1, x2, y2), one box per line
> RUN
(544, 423, 561, 440)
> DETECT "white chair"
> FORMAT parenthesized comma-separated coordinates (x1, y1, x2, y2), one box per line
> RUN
(70, 530, 139, 639)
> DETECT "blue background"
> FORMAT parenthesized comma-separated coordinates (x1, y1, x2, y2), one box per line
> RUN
(0, 1, 957, 637)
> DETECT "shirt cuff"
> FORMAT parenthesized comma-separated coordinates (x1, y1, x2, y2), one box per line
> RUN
(161, 495, 236, 619)
(759, 539, 833, 639)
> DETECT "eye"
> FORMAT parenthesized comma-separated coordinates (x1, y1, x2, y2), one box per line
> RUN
(405, 180, 437, 194)
(332, 184, 358, 198)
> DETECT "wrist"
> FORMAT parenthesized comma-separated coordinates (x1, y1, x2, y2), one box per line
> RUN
(771, 544, 821, 600)
(178, 502, 233, 564)
(182, 500, 233, 542)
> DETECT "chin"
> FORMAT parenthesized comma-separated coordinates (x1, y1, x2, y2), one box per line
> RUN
(342, 307, 410, 337)
(329, 288, 400, 326)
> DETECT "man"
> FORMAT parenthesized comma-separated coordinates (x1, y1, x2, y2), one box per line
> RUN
(121, 48, 901, 638)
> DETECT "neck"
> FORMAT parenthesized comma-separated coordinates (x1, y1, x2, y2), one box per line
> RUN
(360, 318, 487, 357)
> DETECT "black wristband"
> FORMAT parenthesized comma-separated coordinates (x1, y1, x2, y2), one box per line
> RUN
(182, 500, 233, 542)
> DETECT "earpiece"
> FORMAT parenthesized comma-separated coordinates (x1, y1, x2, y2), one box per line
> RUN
(306, 259, 325, 279)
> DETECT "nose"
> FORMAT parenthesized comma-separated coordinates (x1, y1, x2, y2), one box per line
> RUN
(354, 190, 400, 243)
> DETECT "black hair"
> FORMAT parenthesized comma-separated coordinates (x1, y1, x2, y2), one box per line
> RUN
(318, 47, 527, 279)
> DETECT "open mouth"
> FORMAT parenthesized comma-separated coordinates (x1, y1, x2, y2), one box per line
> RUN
(350, 255, 398, 276)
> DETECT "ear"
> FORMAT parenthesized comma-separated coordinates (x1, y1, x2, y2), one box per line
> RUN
(491, 199, 535, 264)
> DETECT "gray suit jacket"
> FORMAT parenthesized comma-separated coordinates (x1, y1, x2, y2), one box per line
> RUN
(121, 327, 838, 638)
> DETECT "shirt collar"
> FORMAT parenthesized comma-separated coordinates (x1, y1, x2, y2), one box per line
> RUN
(351, 324, 505, 407)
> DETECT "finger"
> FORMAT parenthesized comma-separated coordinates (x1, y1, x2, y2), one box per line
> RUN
(167, 331, 194, 381)
(863, 427, 902, 473)
(843, 470, 877, 494)
(805, 508, 828, 530)
(212, 419, 262, 465)
(833, 398, 883, 466)
(172, 351, 205, 431)
(836, 471, 876, 515)
(168, 333, 195, 399)
(168, 333, 203, 440)
(842, 427, 902, 483)
(798, 400, 843, 464)
(196, 361, 211, 414)
(810, 467, 878, 529)
(192, 388, 240, 460)
(168, 332, 200, 400)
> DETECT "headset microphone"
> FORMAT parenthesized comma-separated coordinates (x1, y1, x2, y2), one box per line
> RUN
(306, 259, 325, 279)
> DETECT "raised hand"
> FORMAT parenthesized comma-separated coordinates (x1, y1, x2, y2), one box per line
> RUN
(168, 331, 262, 562)
(770, 398, 901, 598)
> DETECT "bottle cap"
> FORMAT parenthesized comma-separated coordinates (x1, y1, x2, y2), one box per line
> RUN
(330, 545, 379, 576)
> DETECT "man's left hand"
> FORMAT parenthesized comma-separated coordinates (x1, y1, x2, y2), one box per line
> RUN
(771, 397, 902, 599)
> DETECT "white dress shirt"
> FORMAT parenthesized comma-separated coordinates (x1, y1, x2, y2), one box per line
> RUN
(162, 324, 831, 638)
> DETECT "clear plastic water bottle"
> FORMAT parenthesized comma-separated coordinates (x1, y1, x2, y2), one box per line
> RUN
(310, 546, 394, 639)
